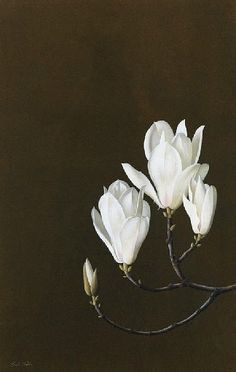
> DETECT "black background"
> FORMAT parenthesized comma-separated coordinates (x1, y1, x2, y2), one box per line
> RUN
(0, 1, 236, 371)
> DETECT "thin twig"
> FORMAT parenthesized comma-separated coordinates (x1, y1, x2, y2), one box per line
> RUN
(166, 215, 186, 281)
(178, 241, 198, 262)
(125, 271, 236, 294)
(124, 271, 184, 292)
(188, 282, 236, 294)
(93, 290, 219, 336)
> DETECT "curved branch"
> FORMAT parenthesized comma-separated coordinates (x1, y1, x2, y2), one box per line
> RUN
(93, 290, 219, 336)
(87, 211, 236, 337)
(125, 271, 236, 294)
(188, 282, 236, 294)
(125, 271, 184, 292)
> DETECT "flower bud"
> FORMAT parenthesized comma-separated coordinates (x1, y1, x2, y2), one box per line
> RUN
(83, 258, 99, 297)
(183, 177, 217, 236)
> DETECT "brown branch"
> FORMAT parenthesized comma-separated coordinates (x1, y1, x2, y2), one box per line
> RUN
(124, 270, 236, 294)
(124, 271, 184, 292)
(93, 290, 219, 336)
(166, 214, 186, 281)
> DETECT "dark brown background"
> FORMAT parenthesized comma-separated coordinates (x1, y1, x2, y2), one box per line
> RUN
(0, 1, 235, 371)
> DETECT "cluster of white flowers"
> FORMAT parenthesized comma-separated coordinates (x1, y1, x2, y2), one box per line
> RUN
(84, 120, 217, 295)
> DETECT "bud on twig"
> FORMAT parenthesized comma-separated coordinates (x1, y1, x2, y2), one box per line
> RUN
(83, 258, 99, 297)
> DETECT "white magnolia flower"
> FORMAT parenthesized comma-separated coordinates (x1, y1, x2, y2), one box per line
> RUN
(91, 180, 150, 265)
(144, 119, 204, 165)
(122, 120, 209, 210)
(83, 258, 98, 296)
(183, 177, 217, 236)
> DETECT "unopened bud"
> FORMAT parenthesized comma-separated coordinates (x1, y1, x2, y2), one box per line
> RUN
(83, 258, 99, 297)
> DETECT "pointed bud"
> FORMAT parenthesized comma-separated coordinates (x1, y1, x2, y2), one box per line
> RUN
(83, 258, 99, 297)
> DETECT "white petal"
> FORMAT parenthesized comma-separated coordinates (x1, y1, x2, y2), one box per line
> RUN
(122, 163, 160, 205)
(98, 192, 126, 261)
(188, 178, 197, 202)
(135, 188, 144, 217)
(176, 119, 187, 136)
(119, 187, 138, 217)
(134, 216, 150, 254)
(194, 163, 209, 181)
(144, 121, 174, 159)
(148, 142, 182, 208)
(172, 133, 192, 169)
(183, 196, 200, 234)
(108, 180, 130, 199)
(159, 130, 166, 144)
(212, 185, 217, 211)
(200, 186, 217, 235)
(120, 216, 149, 265)
(192, 125, 205, 164)
(85, 258, 94, 286)
(170, 164, 200, 210)
(193, 177, 206, 216)
(91, 207, 120, 262)
(142, 200, 151, 218)
(120, 217, 139, 264)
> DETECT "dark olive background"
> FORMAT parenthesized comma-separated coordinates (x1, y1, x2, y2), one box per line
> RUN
(0, 1, 236, 371)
